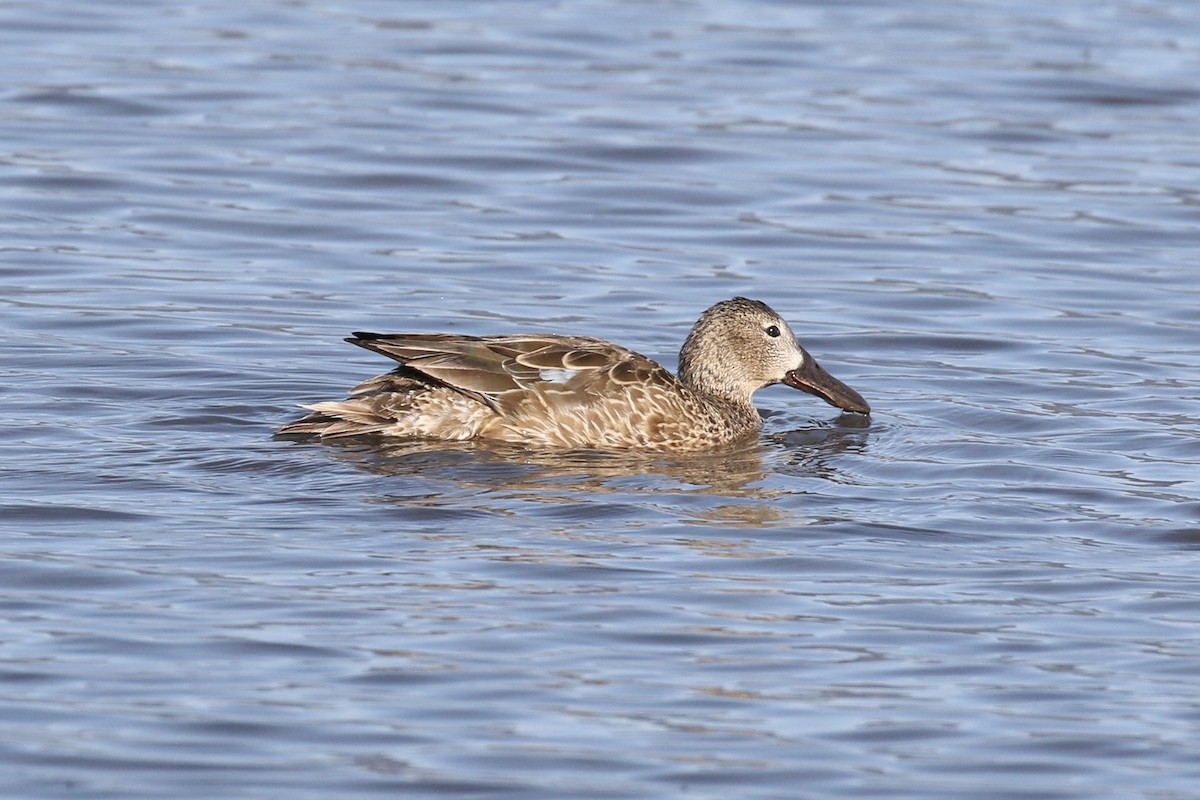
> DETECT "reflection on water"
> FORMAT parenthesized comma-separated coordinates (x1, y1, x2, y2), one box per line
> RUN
(279, 413, 872, 501)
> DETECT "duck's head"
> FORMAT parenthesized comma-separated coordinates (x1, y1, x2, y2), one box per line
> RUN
(678, 296, 870, 415)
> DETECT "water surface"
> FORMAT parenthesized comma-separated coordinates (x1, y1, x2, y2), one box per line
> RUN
(2, 1, 1199, 798)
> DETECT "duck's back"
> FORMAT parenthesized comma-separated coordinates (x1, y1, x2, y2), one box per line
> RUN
(280, 332, 759, 450)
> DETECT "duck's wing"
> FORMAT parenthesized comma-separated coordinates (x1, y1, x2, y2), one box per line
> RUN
(347, 332, 678, 410)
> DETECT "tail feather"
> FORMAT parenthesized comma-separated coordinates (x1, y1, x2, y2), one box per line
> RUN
(278, 400, 394, 437)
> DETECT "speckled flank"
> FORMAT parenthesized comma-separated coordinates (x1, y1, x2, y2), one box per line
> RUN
(279, 297, 869, 451)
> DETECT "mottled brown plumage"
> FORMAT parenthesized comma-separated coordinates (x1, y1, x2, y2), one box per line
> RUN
(279, 297, 869, 451)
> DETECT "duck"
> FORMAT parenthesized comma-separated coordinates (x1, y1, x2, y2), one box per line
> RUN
(279, 296, 870, 451)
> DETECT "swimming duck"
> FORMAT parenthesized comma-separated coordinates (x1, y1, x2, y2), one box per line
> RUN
(279, 297, 869, 451)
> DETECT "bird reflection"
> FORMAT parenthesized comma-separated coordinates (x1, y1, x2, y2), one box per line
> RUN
(280, 412, 870, 502)
(768, 411, 871, 481)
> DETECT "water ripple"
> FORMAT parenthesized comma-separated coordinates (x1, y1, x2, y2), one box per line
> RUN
(2, 1, 1200, 798)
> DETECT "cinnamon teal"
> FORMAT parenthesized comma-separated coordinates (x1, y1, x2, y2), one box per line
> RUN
(279, 297, 870, 451)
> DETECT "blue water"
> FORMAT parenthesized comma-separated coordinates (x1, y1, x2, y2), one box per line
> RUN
(3, 1, 1199, 798)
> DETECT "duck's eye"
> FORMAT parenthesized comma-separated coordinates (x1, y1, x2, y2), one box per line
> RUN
(765, 324, 781, 338)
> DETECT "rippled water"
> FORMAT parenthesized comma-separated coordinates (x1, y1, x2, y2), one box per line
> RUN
(3, 1, 1199, 798)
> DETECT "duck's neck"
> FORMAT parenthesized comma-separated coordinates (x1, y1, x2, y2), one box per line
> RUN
(678, 361, 760, 423)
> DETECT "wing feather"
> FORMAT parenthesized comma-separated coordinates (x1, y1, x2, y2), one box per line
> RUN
(345, 332, 680, 413)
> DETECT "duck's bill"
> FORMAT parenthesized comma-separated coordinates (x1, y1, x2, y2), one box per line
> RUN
(784, 357, 871, 415)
